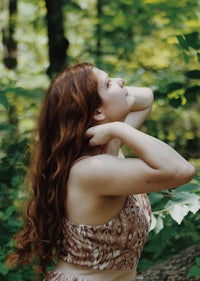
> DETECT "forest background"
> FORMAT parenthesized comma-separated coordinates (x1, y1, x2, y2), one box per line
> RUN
(0, 0, 200, 280)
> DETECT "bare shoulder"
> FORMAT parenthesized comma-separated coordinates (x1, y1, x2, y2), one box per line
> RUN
(69, 154, 122, 188)
(68, 152, 193, 196)
(68, 154, 148, 196)
(70, 154, 116, 178)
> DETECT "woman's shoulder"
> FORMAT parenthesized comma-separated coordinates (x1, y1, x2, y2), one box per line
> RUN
(67, 154, 119, 196)
(71, 154, 116, 174)
(69, 154, 120, 184)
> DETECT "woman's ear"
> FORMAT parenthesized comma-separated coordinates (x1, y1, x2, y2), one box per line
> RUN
(93, 108, 105, 122)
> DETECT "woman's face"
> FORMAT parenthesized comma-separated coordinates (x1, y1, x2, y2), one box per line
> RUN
(92, 67, 133, 122)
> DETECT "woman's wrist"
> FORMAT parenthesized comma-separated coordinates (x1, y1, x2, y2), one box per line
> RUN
(126, 87, 154, 112)
(111, 122, 131, 141)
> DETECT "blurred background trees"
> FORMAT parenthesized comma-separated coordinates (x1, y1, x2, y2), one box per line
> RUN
(0, 0, 199, 280)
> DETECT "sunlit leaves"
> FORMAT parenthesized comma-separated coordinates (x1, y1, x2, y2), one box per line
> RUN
(150, 189, 200, 232)
(168, 89, 186, 107)
(176, 32, 200, 65)
(150, 213, 164, 233)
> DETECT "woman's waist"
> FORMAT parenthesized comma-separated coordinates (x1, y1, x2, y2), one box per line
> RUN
(55, 259, 136, 281)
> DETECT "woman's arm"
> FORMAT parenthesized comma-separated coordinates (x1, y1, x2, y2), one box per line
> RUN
(124, 87, 154, 128)
(76, 122, 196, 195)
(107, 87, 154, 156)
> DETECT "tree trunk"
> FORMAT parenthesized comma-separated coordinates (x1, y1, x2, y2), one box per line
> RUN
(45, 0, 69, 78)
(136, 244, 200, 281)
(2, 0, 18, 69)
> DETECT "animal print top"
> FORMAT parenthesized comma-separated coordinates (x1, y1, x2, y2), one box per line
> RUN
(60, 194, 151, 271)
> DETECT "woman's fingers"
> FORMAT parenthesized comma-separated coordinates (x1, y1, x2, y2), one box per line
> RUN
(85, 123, 114, 146)
(85, 127, 96, 146)
(85, 126, 96, 138)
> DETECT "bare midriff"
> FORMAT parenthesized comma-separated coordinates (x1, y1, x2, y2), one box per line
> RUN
(55, 259, 137, 281)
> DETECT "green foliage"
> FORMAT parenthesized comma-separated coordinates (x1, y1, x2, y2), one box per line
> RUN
(188, 257, 200, 277)
(0, 133, 36, 280)
(151, 187, 200, 230)
(176, 31, 200, 63)
(137, 173, 200, 271)
(0, 0, 199, 279)
(0, 81, 43, 280)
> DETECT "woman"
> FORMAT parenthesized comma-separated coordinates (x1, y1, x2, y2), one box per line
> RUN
(7, 63, 195, 281)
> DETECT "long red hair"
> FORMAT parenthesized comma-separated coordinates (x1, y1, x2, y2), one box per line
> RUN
(7, 63, 101, 276)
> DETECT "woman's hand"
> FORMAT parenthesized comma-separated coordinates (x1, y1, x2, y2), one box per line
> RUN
(81, 122, 195, 195)
(126, 87, 154, 112)
(125, 87, 154, 129)
(85, 123, 117, 147)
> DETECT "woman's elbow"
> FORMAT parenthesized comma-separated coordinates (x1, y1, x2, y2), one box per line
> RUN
(151, 162, 196, 190)
(144, 87, 154, 106)
(173, 162, 196, 186)
(181, 162, 196, 182)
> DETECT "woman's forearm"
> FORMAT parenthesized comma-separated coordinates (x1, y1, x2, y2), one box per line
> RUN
(126, 87, 154, 111)
(125, 106, 152, 129)
(125, 87, 154, 128)
(113, 122, 195, 176)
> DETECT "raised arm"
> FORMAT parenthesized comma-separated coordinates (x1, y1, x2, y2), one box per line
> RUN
(107, 87, 154, 156)
(76, 122, 196, 196)
(124, 87, 154, 128)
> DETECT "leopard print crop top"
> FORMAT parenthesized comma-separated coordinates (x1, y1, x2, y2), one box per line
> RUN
(60, 194, 151, 271)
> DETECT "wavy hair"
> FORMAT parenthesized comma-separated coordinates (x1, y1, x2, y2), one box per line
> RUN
(7, 63, 101, 276)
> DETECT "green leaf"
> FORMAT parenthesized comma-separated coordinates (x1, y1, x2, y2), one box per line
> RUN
(5, 272, 24, 280)
(183, 51, 190, 64)
(184, 32, 200, 50)
(196, 257, 200, 266)
(164, 192, 200, 223)
(187, 199, 200, 214)
(185, 86, 200, 103)
(168, 96, 182, 108)
(176, 35, 189, 50)
(167, 82, 185, 92)
(177, 182, 200, 193)
(150, 214, 164, 233)
(150, 214, 157, 231)
(0, 262, 9, 275)
(4, 205, 16, 219)
(0, 123, 16, 131)
(148, 192, 164, 205)
(168, 191, 199, 204)
(197, 52, 200, 63)
(169, 204, 189, 224)
(0, 94, 10, 110)
(154, 214, 164, 233)
(185, 70, 200, 79)
(188, 264, 200, 277)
